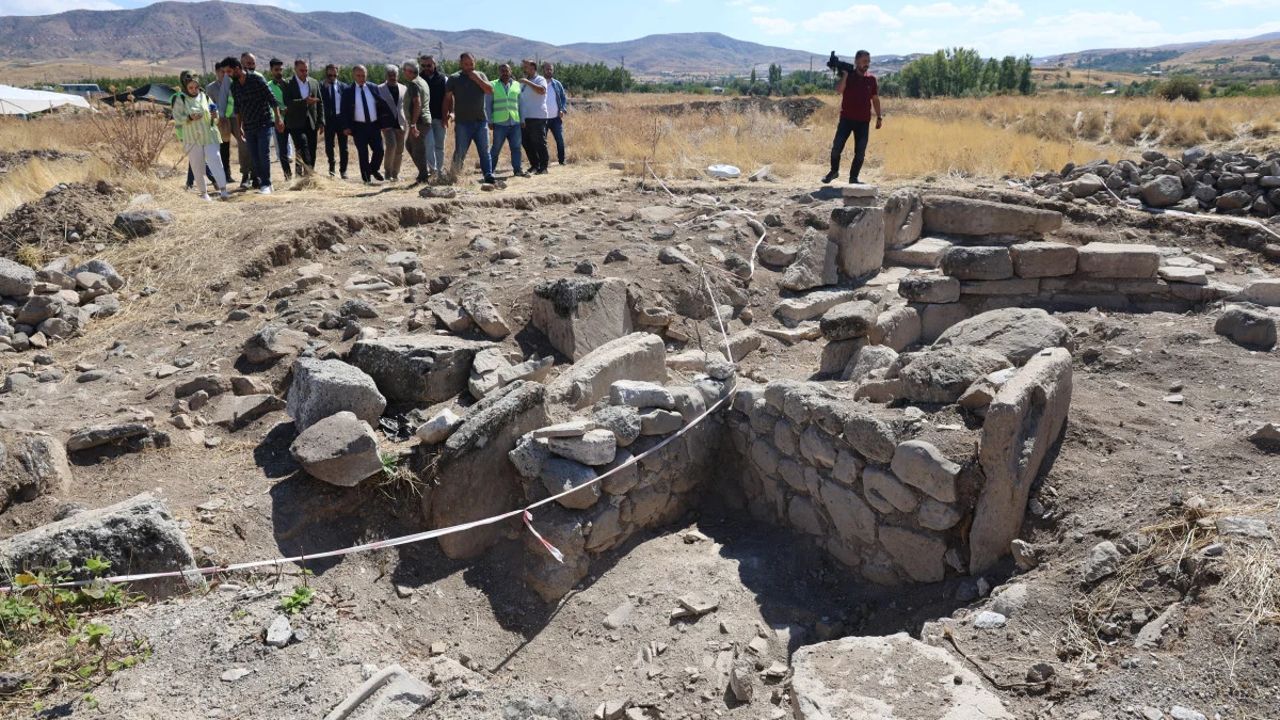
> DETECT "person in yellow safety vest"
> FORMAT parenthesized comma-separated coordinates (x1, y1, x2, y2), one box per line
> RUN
(486, 63, 525, 178)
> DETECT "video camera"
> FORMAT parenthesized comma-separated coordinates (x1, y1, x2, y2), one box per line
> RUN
(826, 52, 857, 75)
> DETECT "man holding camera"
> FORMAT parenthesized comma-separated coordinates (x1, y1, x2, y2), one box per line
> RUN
(824, 50, 881, 185)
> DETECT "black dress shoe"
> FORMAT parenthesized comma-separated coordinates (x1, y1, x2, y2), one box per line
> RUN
(371, 171, 384, 182)
(822, 171, 838, 184)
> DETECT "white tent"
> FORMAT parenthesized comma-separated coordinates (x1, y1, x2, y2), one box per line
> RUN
(0, 84, 93, 116)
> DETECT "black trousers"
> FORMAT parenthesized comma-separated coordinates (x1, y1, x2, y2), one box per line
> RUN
(274, 128, 292, 177)
(325, 124, 349, 175)
(350, 122, 384, 181)
(830, 118, 870, 181)
(219, 141, 230, 183)
(521, 118, 549, 172)
(289, 127, 318, 171)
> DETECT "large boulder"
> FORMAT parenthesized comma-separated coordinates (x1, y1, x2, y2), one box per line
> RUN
(428, 381, 550, 559)
(1240, 279, 1280, 307)
(286, 358, 386, 432)
(790, 633, 1011, 720)
(819, 301, 878, 341)
(530, 277, 632, 361)
(1, 431, 72, 510)
(970, 348, 1073, 573)
(922, 195, 1062, 239)
(242, 325, 310, 365)
(1215, 304, 1277, 351)
(829, 206, 885, 280)
(932, 307, 1071, 365)
(348, 335, 492, 405)
(0, 257, 36, 298)
(781, 227, 840, 291)
(0, 493, 198, 596)
(113, 208, 174, 237)
(545, 332, 666, 410)
(899, 346, 1012, 404)
(1140, 175, 1184, 208)
(289, 411, 383, 487)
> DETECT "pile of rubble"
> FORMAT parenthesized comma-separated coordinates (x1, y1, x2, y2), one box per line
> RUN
(0, 256, 125, 354)
(1024, 147, 1280, 217)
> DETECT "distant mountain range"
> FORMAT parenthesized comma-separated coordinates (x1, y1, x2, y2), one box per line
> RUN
(0, 0, 826, 79)
(1036, 32, 1280, 73)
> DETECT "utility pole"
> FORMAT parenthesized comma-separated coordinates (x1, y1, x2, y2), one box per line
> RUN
(195, 24, 207, 74)
(436, 41, 444, 61)
(620, 55, 625, 71)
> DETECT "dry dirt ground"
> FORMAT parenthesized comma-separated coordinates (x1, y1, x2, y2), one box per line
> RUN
(1, 160, 1279, 720)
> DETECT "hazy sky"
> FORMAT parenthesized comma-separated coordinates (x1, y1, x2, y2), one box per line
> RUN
(1, 0, 1276, 57)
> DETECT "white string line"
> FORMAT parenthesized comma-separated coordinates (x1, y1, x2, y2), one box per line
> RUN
(2, 270, 741, 592)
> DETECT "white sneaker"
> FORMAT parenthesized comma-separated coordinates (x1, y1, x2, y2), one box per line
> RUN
(199, 193, 212, 201)
(239, 180, 251, 189)
(258, 186, 273, 195)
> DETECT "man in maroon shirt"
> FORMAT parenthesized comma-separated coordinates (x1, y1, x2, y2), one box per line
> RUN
(824, 50, 882, 185)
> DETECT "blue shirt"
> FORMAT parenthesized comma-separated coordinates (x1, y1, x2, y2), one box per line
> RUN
(548, 78, 567, 114)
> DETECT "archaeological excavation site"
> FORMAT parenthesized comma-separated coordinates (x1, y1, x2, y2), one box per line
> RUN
(1, 153, 1279, 720)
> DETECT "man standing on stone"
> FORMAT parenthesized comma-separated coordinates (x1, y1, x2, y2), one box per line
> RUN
(824, 50, 881, 185)
(266, 58, 294, 181)
(320, 63, 349, 178)
(401, 60, 433, 185)
(377, 65, 408, 182)
(342, 64, 388, 184)
(283, 58, 322, 175)
(227, 56, 285, 194)
(541, 61, 568, 166)
(517, 59, 551, 175)
(418, 55, 449, 177)
(443, 52, 496, 185)
(486, 63, 524, 178)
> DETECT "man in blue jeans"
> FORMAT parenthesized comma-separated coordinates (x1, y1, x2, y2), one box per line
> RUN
(226, 56, 284, 194)
(486, 64, 524, 177)
(442, 52, 496, 185)
(418, 54, 449, 176)
(542, 61, 568, 165)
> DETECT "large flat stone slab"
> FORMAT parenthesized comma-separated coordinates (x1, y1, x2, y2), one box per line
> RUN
(0, 493, 197, 596)
(545, 332, 666, 410)
(790, 633, 1011, 720)
(922, 194, 1062, 239)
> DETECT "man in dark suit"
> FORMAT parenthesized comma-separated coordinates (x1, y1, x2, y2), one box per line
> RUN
(320, 63, 350, 178)
(342, 64, 390, 184)
(282, 58, 323, 175)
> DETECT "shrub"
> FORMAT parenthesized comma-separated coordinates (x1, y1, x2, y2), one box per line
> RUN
(1158, 76, 1203, 102)
(85, 104, 173, 172)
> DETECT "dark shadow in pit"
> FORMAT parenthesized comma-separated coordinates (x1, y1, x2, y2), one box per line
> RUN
(267, 473, 430, 576)
(693, 509, 982, 652)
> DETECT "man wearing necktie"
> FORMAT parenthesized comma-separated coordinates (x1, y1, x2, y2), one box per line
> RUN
(320, 64, 349, 179)
(341, 65, 388, 184)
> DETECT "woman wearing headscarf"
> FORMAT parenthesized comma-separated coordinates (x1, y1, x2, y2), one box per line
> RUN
(172, 70, 230, 200)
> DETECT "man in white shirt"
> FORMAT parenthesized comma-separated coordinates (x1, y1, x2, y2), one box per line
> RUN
(341, 65, 387, 184)
(517, 59, 552, 174)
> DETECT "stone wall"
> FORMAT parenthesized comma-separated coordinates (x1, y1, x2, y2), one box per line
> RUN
(719, 349, 1071, 585)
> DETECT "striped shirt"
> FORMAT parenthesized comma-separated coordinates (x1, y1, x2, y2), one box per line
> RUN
(229, 72, 280, 131)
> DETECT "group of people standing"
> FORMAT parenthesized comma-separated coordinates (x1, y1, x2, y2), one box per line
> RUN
(170, 51, 570, 199)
